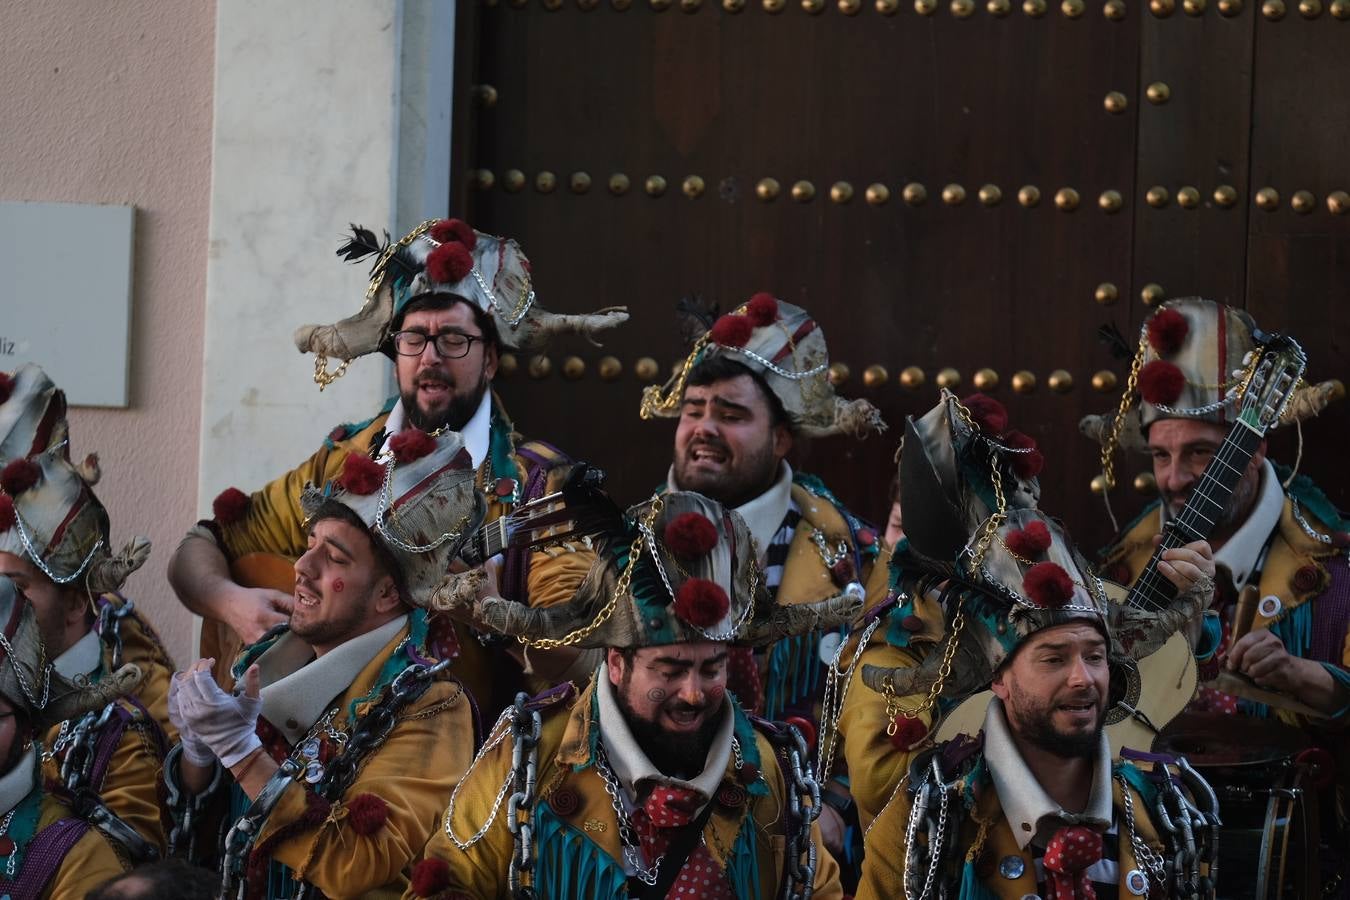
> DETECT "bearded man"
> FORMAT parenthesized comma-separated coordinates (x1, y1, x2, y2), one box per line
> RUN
(409, 491, 861, 899)
(857, 391, 1221, 899)
(168, 219, 625, 707)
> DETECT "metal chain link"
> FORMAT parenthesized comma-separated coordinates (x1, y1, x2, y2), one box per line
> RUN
(817, 615, 881, 778)
(593, 742, 665, 886)
(780, 723, 821, 899)
(505, 693, 542, 898)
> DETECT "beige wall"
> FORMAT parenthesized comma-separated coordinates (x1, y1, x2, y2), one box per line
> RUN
(0, 2, 216, 662)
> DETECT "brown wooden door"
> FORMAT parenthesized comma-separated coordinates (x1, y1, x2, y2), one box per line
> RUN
(452, 0, 1350, 549)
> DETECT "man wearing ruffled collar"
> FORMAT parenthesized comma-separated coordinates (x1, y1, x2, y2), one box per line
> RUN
(168, 218, 625, 710)
(168, 433, 480, 899)
(411, 492, 857, 899)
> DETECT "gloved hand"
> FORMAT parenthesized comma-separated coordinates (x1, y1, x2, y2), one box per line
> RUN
(174, 663, 264, 768)
(167, 666, 217, 767)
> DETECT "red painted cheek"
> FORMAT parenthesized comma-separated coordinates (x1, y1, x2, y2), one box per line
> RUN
(333, 579, 344, 593)
(706, 686, 725, 705)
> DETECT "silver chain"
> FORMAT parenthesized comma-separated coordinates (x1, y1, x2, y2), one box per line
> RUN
(782, 724, 821, 899)
(505, 695, 542, 896)
(1290, 499, 1335, 546)
(725, 346, 828, 381)
(817, 615, 882, 779)
(592, 744, 665, 886)
(0, 631, 51, 709)
(443, 710, 518, 850)
(1116, 773, 1167, 889)
(372, 456, 468, 554)
(11, 505, 103, 585)
(1150, 395, 1237, 417)
(472, 267, 535, 327)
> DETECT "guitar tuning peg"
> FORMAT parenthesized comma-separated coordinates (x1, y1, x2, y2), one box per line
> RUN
(1242, 351, 1256, 365)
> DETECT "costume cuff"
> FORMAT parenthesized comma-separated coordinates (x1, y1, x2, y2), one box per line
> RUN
(1317, 662, 1350, 721)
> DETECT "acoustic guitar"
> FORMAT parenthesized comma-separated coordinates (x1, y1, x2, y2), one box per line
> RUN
(199, 464, 623, 688)
(935, 332, 1308, 754)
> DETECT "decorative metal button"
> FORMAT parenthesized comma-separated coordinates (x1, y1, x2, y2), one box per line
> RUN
(863, 365, 889, 388)
(1126, 869, 1150, 895)
(866, 183, 891, 205)
(828, 362, 850, 386)
(1104, 91, 1128, 114)
(1259, 595, 1283, 617)
(1018, 185, 1041, 207)
(1048, 369, 1074, 393)
(304, 760, 325, 784)
(645, 175, 668, 197)
(791, 180, 816, 202)
(903, 182, 928, 205)
(900, 366, 926, 389)
(936, 367, 962, 389)
(301, 739, 321, 760)
(818, 631, 843, 664)
(1095, 282, 1119, 305)
(1011, 370, 1036, 393)
(999, 855, 1026, 879)
(1133, 472, 1157, 494)
(1255, 187, 1280, 210)
(1177, 186, 1200, 208)
(1103, 0, 1126, 16)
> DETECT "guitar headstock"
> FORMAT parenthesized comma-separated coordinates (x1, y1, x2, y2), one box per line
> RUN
(1237, 331, 1307, 432)
(459, 463, 624, 566)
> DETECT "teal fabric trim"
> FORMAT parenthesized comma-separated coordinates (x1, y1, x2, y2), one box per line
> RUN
(725, 814, 763, 899)
(346, 612, 430, 720)
(532, 805, 629, 900)
(322, 396, 397, 451)
(1272, 600, 1314, 661)
(763, 630, 829, 719)
(732, 701, 769, 798)
(225, 784, 300, 898)
(5, 757, 43, 875)
(958, 858, 1000, 900)
(617, 535, 679, 645)
(488, 405, 521, 504)
(1113, 760, 1158, 809)
(233, 629, 286, 681)
(1195, 612, 1223, 663)
(1277, 466, 1347, 530)
(884, 594, 919, 649)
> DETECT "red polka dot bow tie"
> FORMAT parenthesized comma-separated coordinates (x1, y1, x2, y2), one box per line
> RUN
(640, 784, 704, 829)
(1043, 825, 1104, 900)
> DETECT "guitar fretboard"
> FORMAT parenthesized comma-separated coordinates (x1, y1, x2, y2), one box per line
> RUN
(1128, 415, 1265, 613)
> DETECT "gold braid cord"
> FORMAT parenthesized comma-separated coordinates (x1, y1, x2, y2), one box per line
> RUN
(640, 334, 710, 420)
(1100, 331, 1148, 490)
(522, 497, 664, 650)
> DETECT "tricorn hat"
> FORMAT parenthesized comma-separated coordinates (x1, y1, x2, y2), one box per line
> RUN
(298, 428, 487, 605)
(294, 219, 629, 375)
(639, 293, 886, 439)
(429, 491, 863, 649)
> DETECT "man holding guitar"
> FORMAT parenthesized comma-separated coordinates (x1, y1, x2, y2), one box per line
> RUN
(167, 218, 626, 709)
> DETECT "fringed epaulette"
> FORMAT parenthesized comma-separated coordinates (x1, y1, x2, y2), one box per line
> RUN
(532, 805, 629, 900)
(323, 395, 398, 451)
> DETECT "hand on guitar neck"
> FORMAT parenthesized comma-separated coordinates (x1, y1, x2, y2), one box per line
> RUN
(1151, 535, 1217, 649)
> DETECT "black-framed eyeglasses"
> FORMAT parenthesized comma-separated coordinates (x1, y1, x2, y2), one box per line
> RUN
(391, 330, 483, 359)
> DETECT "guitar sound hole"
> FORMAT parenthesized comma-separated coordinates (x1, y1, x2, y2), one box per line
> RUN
(1104, 658, 1142, 726)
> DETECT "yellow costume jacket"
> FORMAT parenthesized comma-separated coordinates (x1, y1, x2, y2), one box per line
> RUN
(227, 618, 474, 900)
(200, 396, 593, 711)
(415, 677, 843, 900)
(27, 792, 129, 899)
(857, 748, 1196, 900)
(40, 596, 175, 858)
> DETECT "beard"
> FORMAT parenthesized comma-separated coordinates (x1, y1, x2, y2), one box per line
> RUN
(616, 675, 724, 779)
(289, 580, 374, 651)
(672, 435, 781, 510)
(1165, 462, 1261, 531)
(402, 369, 489, 434)
(1005, 682, 1105, 760)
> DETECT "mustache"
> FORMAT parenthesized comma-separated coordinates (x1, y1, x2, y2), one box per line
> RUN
(665, 699, 713, 715)
(688, 437, 729, 454)
(415, 370, 456, 388)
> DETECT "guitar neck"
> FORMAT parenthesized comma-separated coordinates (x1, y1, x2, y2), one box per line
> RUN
(1127, 415, 1265, 612)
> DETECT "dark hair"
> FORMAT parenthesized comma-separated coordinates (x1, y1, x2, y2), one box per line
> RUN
(686, 355, 793, 431)
(391, 294, 500, 350)
(307, 498, 410, 606)
(85, 859, 217, 900)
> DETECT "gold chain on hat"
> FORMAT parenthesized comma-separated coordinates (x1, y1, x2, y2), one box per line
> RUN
(312, 353, 349, 391)
(639, 334, 710, 420)
(523, 497, 664, 649)
(1099, 331, 1149, 491)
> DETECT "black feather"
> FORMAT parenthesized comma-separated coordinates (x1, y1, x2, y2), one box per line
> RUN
(336, 224, 384, 264)
(676, 294, 719, 347)
(383, 241, 423, 287)
(1097, 322, 1133, 361)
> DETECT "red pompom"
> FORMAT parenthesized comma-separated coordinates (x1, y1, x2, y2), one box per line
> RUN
(212, 487, 250, 525)
(428, 218, 478, 250)
(745, 292, 779, 327)
(1139, 359, 1186, 406)
(390, 428, 437, 464)
(663, 512, 719, 558)
(0, 372, 12, 405)
(1005, 520, 1052, 558)
(673, 578, 730, 628)
(1003, 430, 1045, 480)
(1023, 561, 1076, 607)
(961, 393, 1009, 435)
(888, 715, 929, 750)
(709, 313, 754, 348)
(410, 858, 451, 897)
(0, 495, 14, 533)
(346, 793, 389, 835)
(300, 790, 334, 826)
(1147, 308, 1189, 356)
(0, 459, 40, 496)
(425, 242, 474, 284)
(338, 453, 385, 496)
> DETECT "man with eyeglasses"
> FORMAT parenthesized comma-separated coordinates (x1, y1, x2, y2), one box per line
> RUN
(168, 218, 627, 710)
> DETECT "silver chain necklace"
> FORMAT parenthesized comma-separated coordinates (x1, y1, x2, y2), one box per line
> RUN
(592, 745, 665, 886)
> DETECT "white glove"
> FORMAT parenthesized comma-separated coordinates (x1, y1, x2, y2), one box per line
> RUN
(167, 672, 217, 767)
(175, 666, 263, 768)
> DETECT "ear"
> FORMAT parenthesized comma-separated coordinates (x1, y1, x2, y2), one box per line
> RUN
(482, 341, 499, 381)
(60, 586, 91, 629)
(605, 648, 626, 688)
(771, 423, 793, 461)
(989, 668, 1011, 703)
(372, 575, 403, 615)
